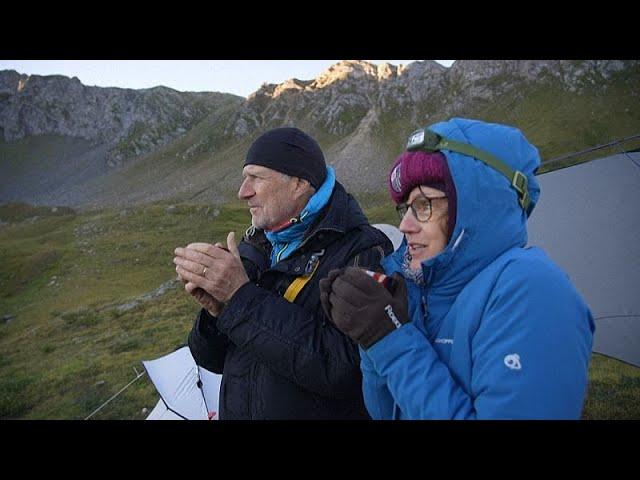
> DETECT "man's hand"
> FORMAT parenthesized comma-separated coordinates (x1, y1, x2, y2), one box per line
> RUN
(174, 231, 249, 304)
(319, 267, 410, 349)
(176, 262, 225, 316)
(185, 280, 225, 317)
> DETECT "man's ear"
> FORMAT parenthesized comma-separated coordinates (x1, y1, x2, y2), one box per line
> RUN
(294, 177, 314, 198)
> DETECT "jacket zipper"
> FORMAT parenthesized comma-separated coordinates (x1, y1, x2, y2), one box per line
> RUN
(248, 363, 256, 419)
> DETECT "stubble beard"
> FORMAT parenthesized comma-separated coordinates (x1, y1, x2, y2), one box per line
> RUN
(250, 195, 299, 231)
(250, 212, 266, 230)
(250, 207, 278, 231)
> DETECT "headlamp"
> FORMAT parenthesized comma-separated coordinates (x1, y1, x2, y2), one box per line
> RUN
(405, 126, 532, 214)
(407, 128, 441, 152)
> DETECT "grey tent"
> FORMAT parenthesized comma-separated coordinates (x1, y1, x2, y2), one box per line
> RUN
(527, 152, 640, 367)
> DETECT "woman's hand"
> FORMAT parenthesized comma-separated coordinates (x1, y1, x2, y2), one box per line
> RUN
(319, 267, 410, 349)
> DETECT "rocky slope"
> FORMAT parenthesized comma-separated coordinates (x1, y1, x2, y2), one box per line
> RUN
(0, 70, 242, 168)
(1, 60, 639, 207)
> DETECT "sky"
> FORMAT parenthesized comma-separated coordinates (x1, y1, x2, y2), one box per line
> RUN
(0, 60, 455, 98)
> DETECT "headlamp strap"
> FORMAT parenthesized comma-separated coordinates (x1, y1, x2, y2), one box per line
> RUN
(407, 128, 531, 213)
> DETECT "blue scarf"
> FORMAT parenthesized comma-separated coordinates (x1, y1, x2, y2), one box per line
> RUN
(265, 166, 336, 267)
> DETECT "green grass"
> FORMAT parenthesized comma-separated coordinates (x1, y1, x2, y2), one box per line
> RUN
(471, 72, 640, 164)
(582, 355, 640, 419)
(0, 199, 250, 419)
(0, 200, 637, 419)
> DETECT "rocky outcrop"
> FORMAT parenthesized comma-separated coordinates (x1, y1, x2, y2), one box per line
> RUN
(225, 59, 639, 140)
(219, 59, 640, 192)
(0, 70, 243, 168)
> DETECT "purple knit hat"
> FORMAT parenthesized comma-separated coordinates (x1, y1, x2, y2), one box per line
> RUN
(388, 150, 457, 239)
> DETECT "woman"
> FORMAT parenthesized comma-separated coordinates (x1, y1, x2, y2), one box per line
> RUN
(319, 118, 594, 419)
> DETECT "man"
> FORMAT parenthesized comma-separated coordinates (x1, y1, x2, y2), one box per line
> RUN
(173, 127, 393, 419)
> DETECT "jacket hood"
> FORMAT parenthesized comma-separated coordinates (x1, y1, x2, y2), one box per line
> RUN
(384, 118, 541, 296)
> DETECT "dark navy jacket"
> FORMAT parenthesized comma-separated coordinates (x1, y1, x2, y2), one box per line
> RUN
(188, 182, 393, 419)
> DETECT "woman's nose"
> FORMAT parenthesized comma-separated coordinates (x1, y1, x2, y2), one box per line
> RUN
(399, 209, 419, 233)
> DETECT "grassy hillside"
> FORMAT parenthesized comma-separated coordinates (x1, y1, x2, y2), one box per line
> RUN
(471, 71, 640, 163)
(0, 200, 250, 419)
(0, 135, 110, 206)
(0, 200, 637, 419)
(71, 102, 249, 209)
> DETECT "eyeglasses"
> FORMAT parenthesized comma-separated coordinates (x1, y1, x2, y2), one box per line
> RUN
(395, 187, 447, 223)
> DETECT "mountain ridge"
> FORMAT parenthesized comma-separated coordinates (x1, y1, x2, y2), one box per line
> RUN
(1, 60, 639, 208)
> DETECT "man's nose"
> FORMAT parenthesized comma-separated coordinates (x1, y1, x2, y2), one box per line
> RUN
(238, 179, 253, 199)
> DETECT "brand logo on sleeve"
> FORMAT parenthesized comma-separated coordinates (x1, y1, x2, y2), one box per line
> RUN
(504, 353, 522, 370)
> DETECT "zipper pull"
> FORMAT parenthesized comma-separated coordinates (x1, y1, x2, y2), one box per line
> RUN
(422, 296, 429, 321)
(304, 249, 325, 274)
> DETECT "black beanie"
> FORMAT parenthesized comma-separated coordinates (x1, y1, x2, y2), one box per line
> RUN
(244, 127, 327, 190)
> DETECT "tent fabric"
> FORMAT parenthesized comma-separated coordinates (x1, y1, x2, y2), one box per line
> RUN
(527, 152, 640, 367)
(591, 316, 640, 367)
(146, 399, 184, 420)
(143, 346, 222, 420)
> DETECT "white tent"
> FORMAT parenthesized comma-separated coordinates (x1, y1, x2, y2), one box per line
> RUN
(373, 223, 403, 251)
(143, 346, 222, 420)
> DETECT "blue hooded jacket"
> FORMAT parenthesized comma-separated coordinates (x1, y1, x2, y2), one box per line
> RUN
(361, 118, 595, 419)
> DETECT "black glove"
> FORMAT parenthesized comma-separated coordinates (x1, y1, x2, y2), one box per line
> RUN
(319, 267, 409, 349)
